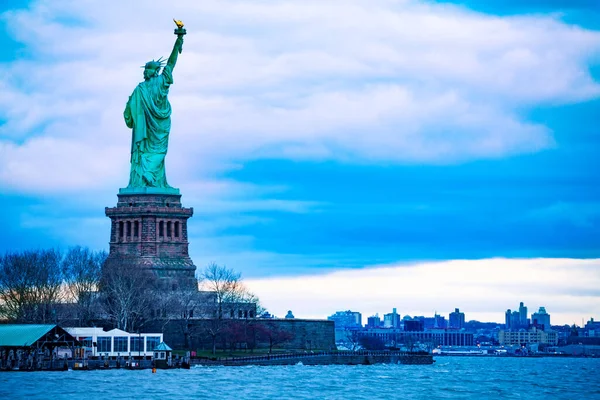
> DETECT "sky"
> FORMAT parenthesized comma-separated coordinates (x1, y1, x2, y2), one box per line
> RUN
(1, 0, 599, 325)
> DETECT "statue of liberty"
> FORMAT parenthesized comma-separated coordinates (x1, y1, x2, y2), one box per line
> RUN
(123, 21, 186, 192)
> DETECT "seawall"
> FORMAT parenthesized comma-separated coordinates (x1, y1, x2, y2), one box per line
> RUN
(192, 351, 434, 366)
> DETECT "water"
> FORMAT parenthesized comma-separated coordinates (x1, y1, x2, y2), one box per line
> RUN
(1, 357, 599, 399)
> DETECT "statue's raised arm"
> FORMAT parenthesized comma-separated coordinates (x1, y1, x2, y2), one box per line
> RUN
(166, 36, 184, 69)
(167, 24, 185, 71)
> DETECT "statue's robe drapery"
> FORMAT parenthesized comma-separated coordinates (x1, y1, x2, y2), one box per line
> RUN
(124, 65, 174, 188)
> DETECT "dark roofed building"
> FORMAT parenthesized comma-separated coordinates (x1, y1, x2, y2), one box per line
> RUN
(0, 324, 78, 349)
(0, 324, 79, 371)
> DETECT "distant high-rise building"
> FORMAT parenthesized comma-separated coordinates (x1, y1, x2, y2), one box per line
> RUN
(424, 313, 447, 329)
(434, 313, 447, 329)
(531, 307, 551, 331)
(511, 311, 521, 329)
(583, 318, 600, 337)
(506, 302, 529, 330)
(328, 310, 362, 329)
(505, 309, 512, 328)
(404, 319, 424, 332)
(367, 314, 381, 328)
(585, 318, 600, 332)
(383, 308, 400, 328)
(519, 302, 528, 327)
(449, 308, 465, 329)
(423, 317, 435, 329)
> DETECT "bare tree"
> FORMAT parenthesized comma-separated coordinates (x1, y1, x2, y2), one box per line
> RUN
(256, 322, 295, 353)
(223, 320, 248, 351)
(62, 246, 107, 325)
(0, 249, 64, 323)
(152, 287, 203, 349)
(346, 329, 362, 351)
(404, 334, 417, 352)
(99, 262, 155, 332)
(199, 263, 257, 354)
(223, 296, 265, 353)
(358, 335, 386, 351)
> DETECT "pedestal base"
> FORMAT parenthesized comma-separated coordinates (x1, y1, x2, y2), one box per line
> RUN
(105, 191, 196, 291)
(119, 186, 180, 195)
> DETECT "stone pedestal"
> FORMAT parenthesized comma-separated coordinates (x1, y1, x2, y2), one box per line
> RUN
(104, 191, 197, 291)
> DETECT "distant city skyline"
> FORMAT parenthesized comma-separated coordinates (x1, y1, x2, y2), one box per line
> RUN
(1, 1, 599, 325)
(247, 258, 599, 326)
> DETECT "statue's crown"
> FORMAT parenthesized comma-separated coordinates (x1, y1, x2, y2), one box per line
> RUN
(142, 57, 166, 70)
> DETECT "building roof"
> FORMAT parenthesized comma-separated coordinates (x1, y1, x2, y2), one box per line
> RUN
(65, 327, 163, 338)
(154, 342, 172, 351)
(106, 328, 130, 336)
(0, 324, 58, 347)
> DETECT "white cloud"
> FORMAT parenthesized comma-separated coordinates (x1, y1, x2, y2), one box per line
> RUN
(1, 4, 596, 326)
(245, 258, 600, 325)
(0, 0, 599, 196)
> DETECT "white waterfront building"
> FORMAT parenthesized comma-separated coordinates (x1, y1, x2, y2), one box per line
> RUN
(65, 327, 163, 358)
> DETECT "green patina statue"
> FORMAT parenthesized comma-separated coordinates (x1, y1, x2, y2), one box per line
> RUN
(122, 21, 186, 193)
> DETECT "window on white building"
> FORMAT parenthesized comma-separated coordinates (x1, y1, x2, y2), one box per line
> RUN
(130, 337, 144, 353)
(114, 337, 128, 353)
(97, 337, 111, 353)
(146, 336, 161, 352)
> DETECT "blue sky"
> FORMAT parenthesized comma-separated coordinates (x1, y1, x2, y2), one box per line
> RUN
(1, 0, 599, 323)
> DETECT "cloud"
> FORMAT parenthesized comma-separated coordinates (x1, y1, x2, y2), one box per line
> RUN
(0, 0, 599, 196)
(0, 1, 599, 284)
(245, 258, 600, 325)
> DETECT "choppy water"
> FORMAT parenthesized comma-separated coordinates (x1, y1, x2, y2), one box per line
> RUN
(1, 357, 599, 399)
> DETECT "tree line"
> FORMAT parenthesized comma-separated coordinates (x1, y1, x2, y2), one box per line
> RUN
(0, 247, 295, 353)
(0, 248, 258, 327)
(0, 247, 106, 324)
